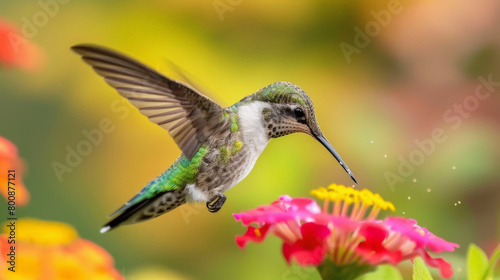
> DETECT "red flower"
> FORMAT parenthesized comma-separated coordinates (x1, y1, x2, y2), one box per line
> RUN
(0, 18, 42, 71)
(0, 136, 29, 206)
(234, 184, 458, 279)
(282, 223, 330, 265)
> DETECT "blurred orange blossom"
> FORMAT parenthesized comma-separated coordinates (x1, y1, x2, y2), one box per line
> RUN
(0, 136, 29, 206)
(0, 218, 124, 280)
(0, 18, 42, 71)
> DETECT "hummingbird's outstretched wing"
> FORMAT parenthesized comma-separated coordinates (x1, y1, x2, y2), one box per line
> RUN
(71, 44, 223, 159)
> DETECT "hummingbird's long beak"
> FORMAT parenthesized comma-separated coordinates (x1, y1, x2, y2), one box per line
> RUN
(313, 133, 358, 184)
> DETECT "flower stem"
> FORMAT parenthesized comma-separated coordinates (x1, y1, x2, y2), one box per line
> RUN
(317, 259, 374, 280)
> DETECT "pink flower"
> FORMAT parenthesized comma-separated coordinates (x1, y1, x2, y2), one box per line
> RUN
(234, 184, 458, 279)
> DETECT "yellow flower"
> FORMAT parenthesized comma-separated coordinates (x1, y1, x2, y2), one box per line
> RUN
(311, 183, 395, 220)
(0, 218, 123, 280)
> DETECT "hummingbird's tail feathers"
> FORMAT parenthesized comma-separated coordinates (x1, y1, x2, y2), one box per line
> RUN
(100, 197, 152, 233)
(107, 192, 141, 219)
(100, 190, 186, 233)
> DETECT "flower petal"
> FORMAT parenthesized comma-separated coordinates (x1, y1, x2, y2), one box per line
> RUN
(235, 224, 271, 249)
(0, 136, 18, 159)
(0, 18, 43, 71)
(234, 195, 320, 226)
(385, 217, 458, 252)
(420, 227, 459, 253)
(0, 218, 124, 279)
(419, 251, 454, 278)
(282, 223, 329, 266)
(357, 222, 403, 264)
(0, 136, 29, 206)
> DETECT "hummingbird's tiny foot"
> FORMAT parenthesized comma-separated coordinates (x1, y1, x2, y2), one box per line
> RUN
(206, 193, 226, 213)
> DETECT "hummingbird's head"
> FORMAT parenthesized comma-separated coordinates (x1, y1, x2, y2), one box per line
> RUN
(253, 81, 357, 184)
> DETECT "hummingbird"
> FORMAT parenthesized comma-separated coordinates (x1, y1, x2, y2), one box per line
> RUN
(71, 44, 357, 233)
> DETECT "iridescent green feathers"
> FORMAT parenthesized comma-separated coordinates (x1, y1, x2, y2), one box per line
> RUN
(252, 82, 310, 106)
(138, 145, 209, 197)
(246, 81, 320, 136)
(101, 146, 209, 232)
(107, 145, 209, 218)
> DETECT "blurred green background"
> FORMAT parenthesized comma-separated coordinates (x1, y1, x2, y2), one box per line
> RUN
(1, 0, 500, 279)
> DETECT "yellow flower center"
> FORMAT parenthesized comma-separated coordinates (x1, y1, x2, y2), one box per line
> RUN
(254, 228, 261, 238)
(310, 184, 395, 221)
(3, 218, 78, 245)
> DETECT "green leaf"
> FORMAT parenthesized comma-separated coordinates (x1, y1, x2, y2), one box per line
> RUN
(468, 243, 489, 280)
(413, 257, 433, 280)
(480, 244, 500, 280)
(357, 265, 403, 280)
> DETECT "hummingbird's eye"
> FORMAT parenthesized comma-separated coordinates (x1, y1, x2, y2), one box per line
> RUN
(294, 107, 306, 123)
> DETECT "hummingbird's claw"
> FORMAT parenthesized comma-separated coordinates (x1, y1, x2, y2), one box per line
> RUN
(207, 193, 227, 213)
